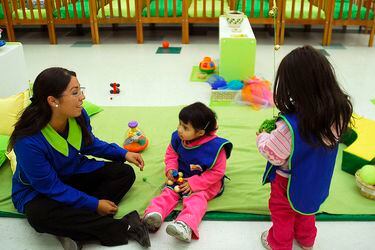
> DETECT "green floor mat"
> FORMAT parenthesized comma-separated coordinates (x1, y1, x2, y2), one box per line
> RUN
(1, 105, 375, 220)
(190, 66, 218, 82)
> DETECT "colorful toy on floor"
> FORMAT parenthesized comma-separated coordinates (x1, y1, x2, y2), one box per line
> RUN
(166, 170, 184, 193)
(110, 82, 120, 94)
(208, 75, 227, 90)
(0, 29, 5, 47)
(237, 76, 274, 110)
(341, 115, 375, 175)
(258, 118, 277, 133)
(199, 57, 216, 74)
(355, 165, 375, 200)
(123, 121, 149, 152)
(162, 41, 170, 49)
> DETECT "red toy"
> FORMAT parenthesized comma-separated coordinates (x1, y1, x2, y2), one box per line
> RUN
(162, 41, 170, 49)
(110, 83, 120, 94)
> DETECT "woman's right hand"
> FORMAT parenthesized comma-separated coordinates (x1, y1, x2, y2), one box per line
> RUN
(97, 199, 118, 216)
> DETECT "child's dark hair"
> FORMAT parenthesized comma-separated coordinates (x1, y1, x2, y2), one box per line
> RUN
(274, 45, 353, 148)
(179, 102, 217, 134)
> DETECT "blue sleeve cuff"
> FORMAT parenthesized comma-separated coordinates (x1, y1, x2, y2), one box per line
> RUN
(86, 196, 99, 212)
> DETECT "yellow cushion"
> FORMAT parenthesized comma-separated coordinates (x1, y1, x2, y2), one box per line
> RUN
(0, 92, 27, 135)
(6, 149, 17, 174)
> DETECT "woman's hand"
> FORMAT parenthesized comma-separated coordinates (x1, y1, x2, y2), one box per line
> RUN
(179, 181, 192, 195)
(125, 152, 145, 171)
(97, 199, 118, 216)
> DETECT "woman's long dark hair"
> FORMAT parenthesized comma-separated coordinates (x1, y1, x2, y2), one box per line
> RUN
(179, 102, 217, 135)
(274, 45, 353, 148)
(8, 67, 92, 151)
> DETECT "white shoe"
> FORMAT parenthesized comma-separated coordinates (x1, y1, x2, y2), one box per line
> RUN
(56, 236, 82, 250)
(166, 221, 192, 242)
(261, 231, 271, 250)
(143, 212, 162, 232)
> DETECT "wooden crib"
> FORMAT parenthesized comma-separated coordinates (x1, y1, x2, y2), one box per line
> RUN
(236, 0, 282, 44)
(137, 0, 188, 43)
(280, 0, 331, 45)
(7, 0, 57, 43)
(91, 0, 141, 43)
(326, 0, 374, 46)
(0, 0, 15, 41)
(51, 0, 96, 44)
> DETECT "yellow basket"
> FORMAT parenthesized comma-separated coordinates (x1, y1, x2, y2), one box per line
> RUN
(210, 90, 240, 103)
(355, 171, 375, 200)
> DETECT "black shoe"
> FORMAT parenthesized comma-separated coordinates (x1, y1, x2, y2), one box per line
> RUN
(128, 223, 151, 248)
(123, 211, 151, 248)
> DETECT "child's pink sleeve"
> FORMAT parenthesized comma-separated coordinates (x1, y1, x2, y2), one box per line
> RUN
(164, 144, 179, 175)
(187, 149, 226, 192)
(256, 120, 291, 166)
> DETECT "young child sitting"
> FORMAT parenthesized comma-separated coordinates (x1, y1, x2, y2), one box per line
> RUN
(143, 102, 233, 242)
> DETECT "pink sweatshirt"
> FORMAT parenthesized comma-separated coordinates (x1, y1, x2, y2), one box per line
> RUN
(164, 133, 227, 192)
(256, 120, 292, 177)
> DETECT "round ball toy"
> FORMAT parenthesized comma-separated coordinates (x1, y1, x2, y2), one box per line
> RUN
(162, 41, 170, 49)
(166, 170, 185, 193)
(358, 165, 375, 185)
(258, 118, 277, 133)
(123, 121, 149, 152)
(199, 57, 216, 74)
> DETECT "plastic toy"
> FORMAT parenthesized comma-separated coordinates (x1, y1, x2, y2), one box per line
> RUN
(237, 76, 274, 110)
(199, 57, 216, 74)
(123, 121, 149, 152)
(207, 75, 227, 90)
(358, 165, 375, 185)
(258, 118, 277, 133)
(0, 29, 5, 47)
(162, 41, 170, 49)
(166, 170, 184, 193)
(110, 82, 120, 94)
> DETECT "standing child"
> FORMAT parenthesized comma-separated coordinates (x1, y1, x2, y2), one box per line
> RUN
(256, 46, 353, 250)
(143, 102, 233, 242)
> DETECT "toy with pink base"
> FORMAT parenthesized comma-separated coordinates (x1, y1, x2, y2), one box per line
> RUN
(123, 121, 149, 152)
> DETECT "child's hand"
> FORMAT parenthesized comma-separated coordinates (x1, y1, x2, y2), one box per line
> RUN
(256, 130, 266, 136)
(125, 152, 145, 171)
(166, 170, 175, 180)
(97, 199, 118, 216)
(179, 181, 192, 195)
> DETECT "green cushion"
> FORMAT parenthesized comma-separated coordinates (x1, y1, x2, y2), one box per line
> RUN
(237, 0, 270, 18)
(333, 2, 374, 20)
(12, 8, 47, 20)
(142, 0, 183, 17)
(188, 0, 230, 17)
(0, 135, 10, 167)
(82, 100, 103, 117)
(98, 0, 136, 18)
(53, 0, 90, 19)
(0, 5, 4, 19)
(285, 0, 326, 19)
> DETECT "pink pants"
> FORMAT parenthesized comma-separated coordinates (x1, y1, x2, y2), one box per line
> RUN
(267, 174, 317, 250)
(144, 187, 219, 239)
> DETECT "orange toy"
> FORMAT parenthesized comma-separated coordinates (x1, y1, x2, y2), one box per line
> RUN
(240, 76, 274, 110)
(123, 121, 149, 152)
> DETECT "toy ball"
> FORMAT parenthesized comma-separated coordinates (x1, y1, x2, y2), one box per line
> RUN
(162, 41, 170, 48)
(258, 118, 277, 133)
(166, 180, 174, 186)
(227, 80, 243, 90)
(123, 121, 149, 152)
(359, 165, 375, 185)
(174, 186, 180, 193)
(199, 57, 216, 74)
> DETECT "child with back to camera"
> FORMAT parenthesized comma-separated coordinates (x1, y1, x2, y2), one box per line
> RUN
(256, 46, 353, 250)
(143, 102, 233, 242)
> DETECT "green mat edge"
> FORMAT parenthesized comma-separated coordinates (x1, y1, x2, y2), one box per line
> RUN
(3, 210, 375, 221)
